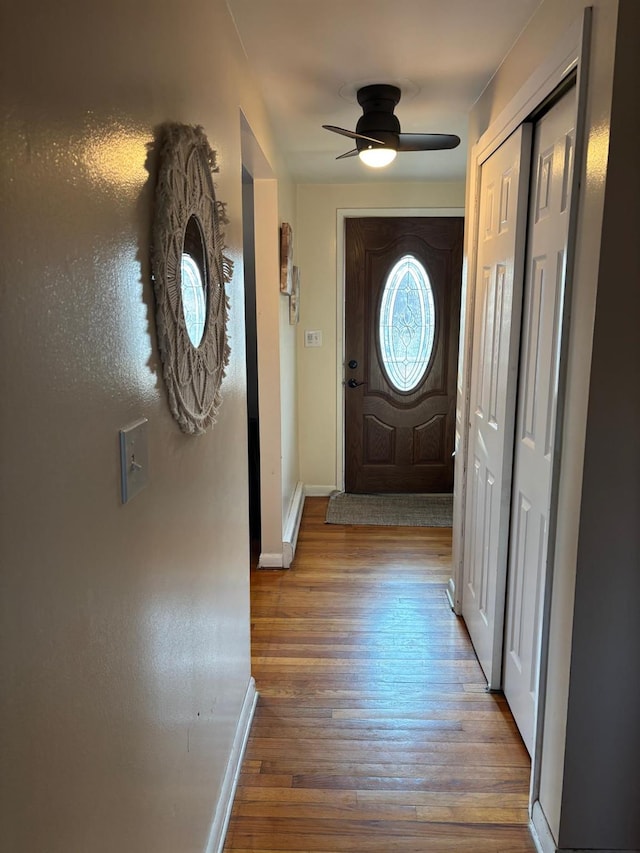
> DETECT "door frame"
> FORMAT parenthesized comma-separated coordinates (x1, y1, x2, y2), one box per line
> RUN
(240, 113, 287, 567)
(335, 207, 464, 492)
(452, 10, 592, 824)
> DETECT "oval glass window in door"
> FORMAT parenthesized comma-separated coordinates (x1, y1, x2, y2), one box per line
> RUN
(379, 254, 436, 392)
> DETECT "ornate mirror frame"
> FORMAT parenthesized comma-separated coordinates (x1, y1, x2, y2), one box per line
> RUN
(152, 123, 232, 434)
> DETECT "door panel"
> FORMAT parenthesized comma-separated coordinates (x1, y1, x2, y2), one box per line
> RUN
(503, 89, 576, 754)
(462, 126, 532, 689)
(344, 217, 463, 493)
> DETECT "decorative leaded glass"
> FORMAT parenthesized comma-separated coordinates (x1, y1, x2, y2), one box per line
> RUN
(379, 255, 435, 392)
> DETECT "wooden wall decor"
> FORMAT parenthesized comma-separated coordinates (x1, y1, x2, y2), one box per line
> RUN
(289, 265, 300, 324)
(280, 222, 293, 294)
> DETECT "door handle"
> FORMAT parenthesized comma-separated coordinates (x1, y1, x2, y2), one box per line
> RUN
(347, 378, 364, 389)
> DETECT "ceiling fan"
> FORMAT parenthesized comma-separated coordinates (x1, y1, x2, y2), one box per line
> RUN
(323, 83, 460, 167)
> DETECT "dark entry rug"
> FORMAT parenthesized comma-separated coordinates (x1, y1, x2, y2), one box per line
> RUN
(325, 492, 453, 527)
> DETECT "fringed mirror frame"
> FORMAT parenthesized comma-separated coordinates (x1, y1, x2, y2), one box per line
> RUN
(152, 123, 232, 434)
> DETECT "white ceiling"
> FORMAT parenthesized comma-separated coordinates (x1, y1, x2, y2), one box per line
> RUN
(226, 0, 542, 183)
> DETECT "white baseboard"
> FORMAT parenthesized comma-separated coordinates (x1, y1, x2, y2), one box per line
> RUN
(446, 577, 456, 611)
(207, 677, 258, 853)
(304, 484, 337, 497)
(258, 552, 284, 568)
(531, 800, 556, 853)
(281, 544, 294, 568)
(282, 481, 305, 568)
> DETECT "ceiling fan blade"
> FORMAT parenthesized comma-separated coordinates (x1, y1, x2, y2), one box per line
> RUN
(397, 133, 461, 152)
(322, 125, 384, 145)
(336, 148, 359, 160)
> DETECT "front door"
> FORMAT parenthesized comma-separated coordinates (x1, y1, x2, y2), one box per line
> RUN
(344, 217, 463, 493)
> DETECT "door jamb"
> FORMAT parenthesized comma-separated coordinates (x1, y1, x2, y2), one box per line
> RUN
(240, 113, 286, 567)
(335, 208, 464, 492)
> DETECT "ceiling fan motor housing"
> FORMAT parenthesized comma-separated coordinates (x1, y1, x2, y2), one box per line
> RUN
(322, 82, 460, 160)
(355, 84, 401, 151)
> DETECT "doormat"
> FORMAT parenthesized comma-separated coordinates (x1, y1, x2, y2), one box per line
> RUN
(325, 492, 453, 528)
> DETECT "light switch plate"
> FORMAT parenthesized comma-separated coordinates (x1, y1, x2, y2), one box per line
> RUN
(119, 418, 149, 503)
(305, 330, 323, 347)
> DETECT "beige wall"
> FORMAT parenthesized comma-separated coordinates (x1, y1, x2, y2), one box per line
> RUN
(296, 181, 465, 491)
(0, 1, 292, 850)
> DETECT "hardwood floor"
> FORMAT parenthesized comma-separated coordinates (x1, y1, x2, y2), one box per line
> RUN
(224, 497, 536, 852)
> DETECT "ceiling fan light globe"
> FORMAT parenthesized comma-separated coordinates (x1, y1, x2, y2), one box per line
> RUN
(359, 146, 397, 168)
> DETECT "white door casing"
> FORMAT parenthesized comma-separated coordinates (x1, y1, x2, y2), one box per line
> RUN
(462, 125, 532, 689)
(503, 89, 577, 755)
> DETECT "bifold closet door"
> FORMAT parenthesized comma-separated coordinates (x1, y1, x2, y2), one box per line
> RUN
(462, 125, 532, 689)
(503, 87, 577, 755)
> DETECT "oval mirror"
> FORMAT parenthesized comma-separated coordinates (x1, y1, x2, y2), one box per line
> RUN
(180, 215, 208, 347)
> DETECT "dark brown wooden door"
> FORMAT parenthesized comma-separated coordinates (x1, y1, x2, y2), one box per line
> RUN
(345, 217, 463, 493)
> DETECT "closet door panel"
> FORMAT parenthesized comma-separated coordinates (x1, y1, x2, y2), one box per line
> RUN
(462, 125, 532, 688)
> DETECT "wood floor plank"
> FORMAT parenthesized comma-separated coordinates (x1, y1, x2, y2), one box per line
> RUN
(223, 498, 535, 852)
(227, 817, 536, 851)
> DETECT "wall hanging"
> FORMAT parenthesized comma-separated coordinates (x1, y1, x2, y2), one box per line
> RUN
(152, 123, 232, 434)
(280, 222, 293, 294)
(289, 265, 300, 325)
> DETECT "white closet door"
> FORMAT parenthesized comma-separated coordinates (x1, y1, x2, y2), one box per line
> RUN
(503, 89, 577, 755)
(462, 126, 532, 688)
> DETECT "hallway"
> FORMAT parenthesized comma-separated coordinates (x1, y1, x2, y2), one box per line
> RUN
(224, 498, 536, 852)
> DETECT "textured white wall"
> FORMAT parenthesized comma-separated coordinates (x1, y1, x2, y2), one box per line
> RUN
(296, 181, 465, 490)
(0, 1, 286, 850)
